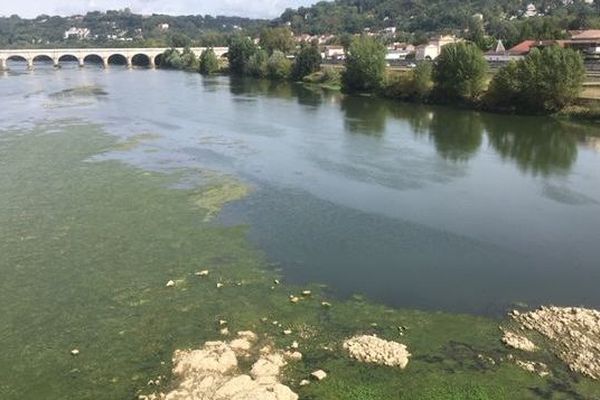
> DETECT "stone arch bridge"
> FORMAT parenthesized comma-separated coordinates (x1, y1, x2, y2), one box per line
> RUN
(0, 47, 228, 70)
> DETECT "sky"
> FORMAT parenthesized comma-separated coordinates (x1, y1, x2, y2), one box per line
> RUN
(1, 0, 318, 19)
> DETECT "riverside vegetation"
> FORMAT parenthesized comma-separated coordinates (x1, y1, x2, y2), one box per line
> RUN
(157, 30, 589, 117)
(2, 121, 600, 399)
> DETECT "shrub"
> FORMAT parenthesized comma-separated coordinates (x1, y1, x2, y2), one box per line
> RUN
(433, 42, 488, 101)
(247, 49, 269, 78)
(267, 50, 292, 80)
(382, 62, 433, 101)
(342, 35, 387, 93)
(199, 48, 219, 75)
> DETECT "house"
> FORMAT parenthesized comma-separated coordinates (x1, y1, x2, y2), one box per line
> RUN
(484, 40, 510, 62)
(64, 27, 90, 40)
(323, 46, 345, 61)
(415, 35, 460, 60)
(524, 3, 538, 17)
(565, 30, 600, 56)
(385, 43, 415, 62)
(158, 23, 169, 31)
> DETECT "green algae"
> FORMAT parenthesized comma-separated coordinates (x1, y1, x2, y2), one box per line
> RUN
(0, 124, 598, 400)
(111, 132, 161, 151)
(192, 176, 250, 221)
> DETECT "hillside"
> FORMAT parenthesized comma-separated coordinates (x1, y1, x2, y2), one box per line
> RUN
(279, 0, 600, 46)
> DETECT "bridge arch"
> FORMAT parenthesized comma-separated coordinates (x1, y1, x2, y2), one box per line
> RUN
(83, 54, 105, 67)
(58, 54, 81, 65)
(5, 55, 30, 69)
(131, 53, 151, 68)
(107, 53, 129, 66)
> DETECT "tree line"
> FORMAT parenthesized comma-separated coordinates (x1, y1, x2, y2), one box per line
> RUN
(342, 35, 585, 114)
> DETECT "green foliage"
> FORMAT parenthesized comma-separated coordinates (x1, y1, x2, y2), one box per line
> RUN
(303, 67, 342, 89)
(167, 32, 191, 48)
(161, 48, 184, 69)
(342, 35, 387, 93)
(259, 27, 295, 54)
(180, 47, 199, 71)
(267, 50, 293, 80)
(433, 42, 488, 102)
(199, 48, 220, 75)
(0, 10, 267, 49)
(383, 63, 433, 102)
(159, 47, 198, 71)
(247, 49, 269, 78)
(485, 61, 520, 109)
(487, 46, 585, 113)
(292, 43, 322, 81)
(228, 35, 258, 76)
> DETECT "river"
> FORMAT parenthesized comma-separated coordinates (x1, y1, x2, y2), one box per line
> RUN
(1, 64, 600, 399)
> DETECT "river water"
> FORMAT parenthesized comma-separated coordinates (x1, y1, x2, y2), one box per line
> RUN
(2, 65, 600, 316)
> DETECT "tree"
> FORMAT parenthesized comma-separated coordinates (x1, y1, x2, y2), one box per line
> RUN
(267, 50, 293, 80)
(342, 35, 387, 93)
(168, 32, 191, 48)
(487, 46, 585, 113)
(259, 27, 295, 54)
(228, 35, 258, 76)
(291, 42, 322, 80)
(247, 49, 269, 78)
(199, 48, 219, 75)
(433, 42, 488, 101)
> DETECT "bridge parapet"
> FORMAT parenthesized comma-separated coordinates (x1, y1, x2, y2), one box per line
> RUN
(0, 47, 228, 70)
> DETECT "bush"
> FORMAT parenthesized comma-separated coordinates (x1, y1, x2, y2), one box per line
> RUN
(487, 46, 585, 113)
(342, 35, 387, 93)
(180, 47, 199, 71)
(247, 49, 268, 78)
(267, 50, 292, 80)
(160, 48, 198, 71)
(292, 43, 322, 81)
(382, 62, 433, 101)
(199, 48, 219, 75)
(433, 42, 488, 101)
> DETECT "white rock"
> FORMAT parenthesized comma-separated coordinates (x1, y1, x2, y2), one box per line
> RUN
(299, 379, 310, 386)
(310, 370, 327, 381)
(502, 331, 537, 352)
(195, 270, 209, 277)
(343, 335, 411, 369)
(70, 349, 80, 356)
(165, 280, 175, 288)
(216, 283, 224, 289)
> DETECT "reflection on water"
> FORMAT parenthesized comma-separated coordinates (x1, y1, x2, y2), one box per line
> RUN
(484, 116, 578, 176)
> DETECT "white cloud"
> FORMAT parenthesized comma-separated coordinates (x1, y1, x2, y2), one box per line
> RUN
(1, 0, 317, 18)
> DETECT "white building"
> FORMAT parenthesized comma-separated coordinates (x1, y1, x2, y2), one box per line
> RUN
(415, 35, 460, 60)
(524, 3, 538, 17)
(64, 27, 90, 40)
(158, 23, 169, 31)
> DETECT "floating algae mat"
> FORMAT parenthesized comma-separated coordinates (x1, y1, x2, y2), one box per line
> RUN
(0, 124, 599, 400)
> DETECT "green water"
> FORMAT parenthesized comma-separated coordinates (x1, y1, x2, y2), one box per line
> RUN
(1, 67, 600, 399)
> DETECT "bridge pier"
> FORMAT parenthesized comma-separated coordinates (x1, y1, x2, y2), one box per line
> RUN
(127, 57, 133, 69)
(0, 58, 6, 71)
(79, 58, 84, 68)
(27, 58, 33, 70)
(149, 57, 156, 69)
(53, 58, 60, 69)
(102, 58, 108, 69)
